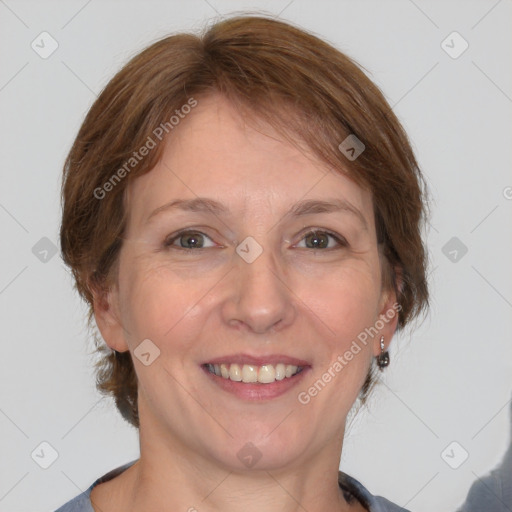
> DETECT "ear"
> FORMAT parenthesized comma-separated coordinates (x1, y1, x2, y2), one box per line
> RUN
(373, 266, 403, 357)
(90, 279, 130, 353)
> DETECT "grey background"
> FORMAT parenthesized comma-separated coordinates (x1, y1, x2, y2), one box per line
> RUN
(0, 0, 511, 510)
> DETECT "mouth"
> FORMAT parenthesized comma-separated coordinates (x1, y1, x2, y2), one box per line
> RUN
(201, 354, 311, 401)
(203, 362, 304, 384)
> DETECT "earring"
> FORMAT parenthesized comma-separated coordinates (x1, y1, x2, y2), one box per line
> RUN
(376, 335, 390, 370)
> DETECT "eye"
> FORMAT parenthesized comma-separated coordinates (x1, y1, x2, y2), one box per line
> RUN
(295, 229, 347, 250)
(163, 230, 217, 250)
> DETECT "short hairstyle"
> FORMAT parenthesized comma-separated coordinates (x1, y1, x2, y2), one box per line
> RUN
(60, 15, 429, 429)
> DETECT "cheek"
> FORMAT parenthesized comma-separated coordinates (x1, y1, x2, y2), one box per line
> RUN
(302, 260, 382, 344)
(298, 268, 379, 406)
(117, 260, 212, 348)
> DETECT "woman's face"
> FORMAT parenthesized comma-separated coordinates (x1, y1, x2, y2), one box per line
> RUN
(96, 94, 398, 471)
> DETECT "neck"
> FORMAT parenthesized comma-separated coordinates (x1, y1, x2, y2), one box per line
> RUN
(106, 399, 354, 512)
(127, 452, 351, 512)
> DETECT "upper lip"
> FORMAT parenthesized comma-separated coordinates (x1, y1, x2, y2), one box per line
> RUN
(203, 353, 311, 367)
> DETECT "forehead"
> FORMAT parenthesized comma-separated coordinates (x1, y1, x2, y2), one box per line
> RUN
(126, 94, 373, 226)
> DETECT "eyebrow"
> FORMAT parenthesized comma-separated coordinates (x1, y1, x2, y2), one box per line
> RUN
(146, 197, 368, 230)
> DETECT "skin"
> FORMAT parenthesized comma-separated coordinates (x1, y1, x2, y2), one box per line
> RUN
(91, 93, 399, 512)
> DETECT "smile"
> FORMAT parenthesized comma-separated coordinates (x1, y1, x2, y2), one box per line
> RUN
(205, 363, 303, 384)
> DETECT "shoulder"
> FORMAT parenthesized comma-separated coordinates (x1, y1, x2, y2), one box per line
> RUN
(54, 491, 93, 512)
(456, 438, 512, 512)
(339, 471, 411, 512)
(54, 460, 138, 512)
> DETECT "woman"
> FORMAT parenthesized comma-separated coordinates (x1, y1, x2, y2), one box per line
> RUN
(56, 15, 429, 512)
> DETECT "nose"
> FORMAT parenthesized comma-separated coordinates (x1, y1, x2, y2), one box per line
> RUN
(221, 241, 297, 335)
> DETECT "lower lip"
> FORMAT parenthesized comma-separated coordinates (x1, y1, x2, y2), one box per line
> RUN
(202, 366, 311, 401)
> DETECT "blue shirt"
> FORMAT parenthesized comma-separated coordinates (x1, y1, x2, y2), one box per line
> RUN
(54, 460, 410, 512)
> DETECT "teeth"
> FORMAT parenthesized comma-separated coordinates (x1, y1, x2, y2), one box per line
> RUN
(258, 364, 275, 384)
(229, 363, 242, 381)
(242, 364, 258, 383)
(275, 363, 286, 381)
(206, 363, 302, 383)
(285, 365, 297, 378)
(220, 363, 230, 379)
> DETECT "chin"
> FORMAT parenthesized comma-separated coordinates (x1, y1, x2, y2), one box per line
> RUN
(203, 425, 312, 472)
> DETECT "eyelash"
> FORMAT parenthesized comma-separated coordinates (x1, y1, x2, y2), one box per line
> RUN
(296, 229, 348, 250)
(163, 228, 348, 251)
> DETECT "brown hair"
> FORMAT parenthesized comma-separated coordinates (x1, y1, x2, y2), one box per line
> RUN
(60, 14, 429, 429)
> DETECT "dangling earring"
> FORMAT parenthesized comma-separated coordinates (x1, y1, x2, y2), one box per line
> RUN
(376, 335, 390, 370)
